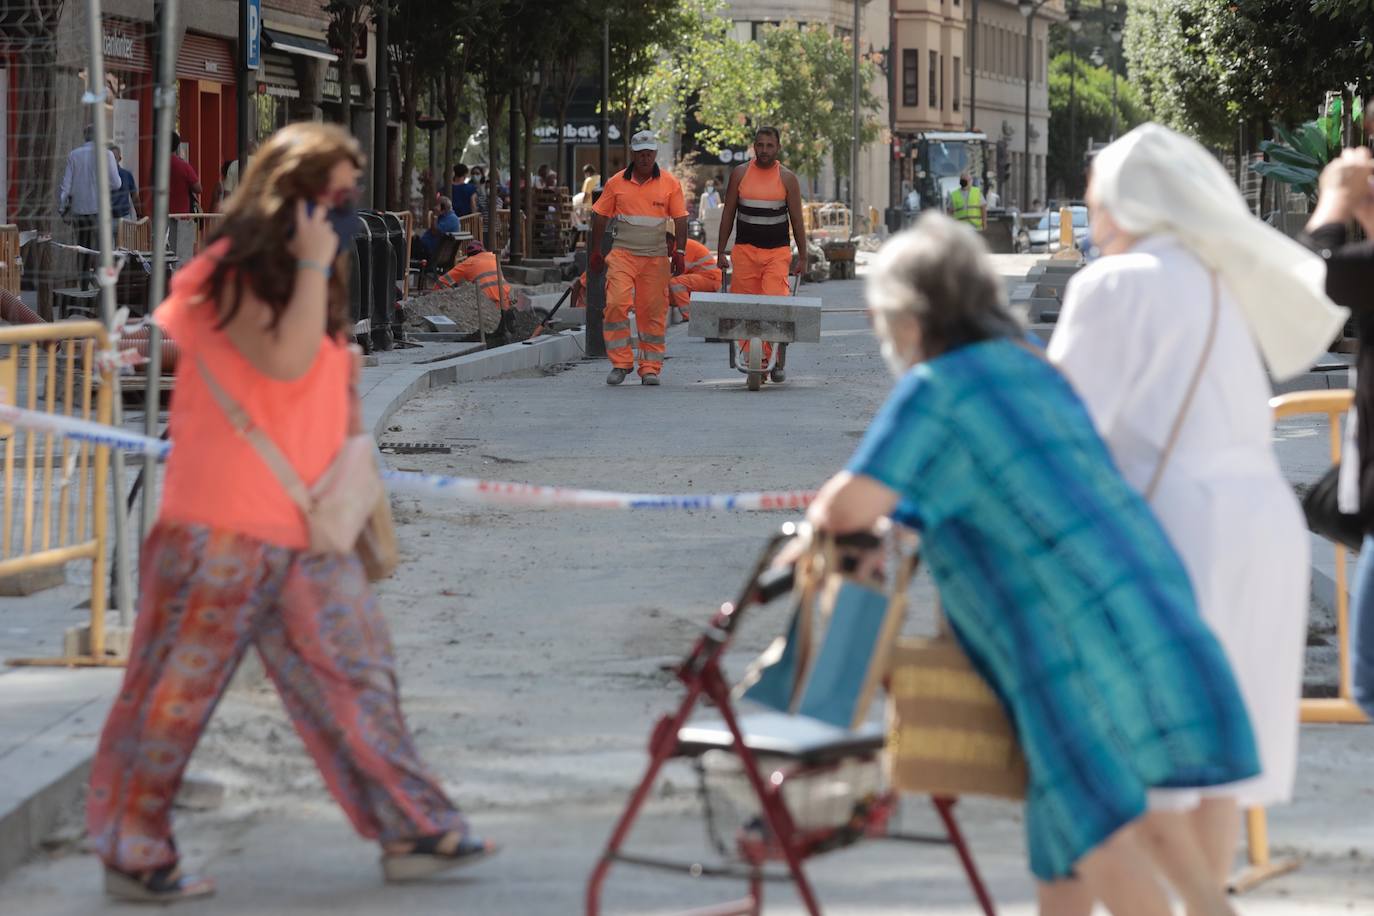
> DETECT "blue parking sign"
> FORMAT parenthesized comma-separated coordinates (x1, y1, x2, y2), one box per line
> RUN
(245, 0, 261, 70)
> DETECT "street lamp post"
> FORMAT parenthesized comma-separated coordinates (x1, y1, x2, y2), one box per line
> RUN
(851, 0, 861, 220)
(1017, 0, 1048, 212)
(1109, 16, 1123, 141)
(1068, 4, 1082, 197)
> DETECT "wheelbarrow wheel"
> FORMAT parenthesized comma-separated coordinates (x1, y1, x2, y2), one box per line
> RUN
(747, 337, 763, 391)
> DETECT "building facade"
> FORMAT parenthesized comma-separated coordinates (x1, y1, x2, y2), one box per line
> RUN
(964, 0, 1061, 210)
(712, 0, 892, 227)
(886, 0, 1058, 214)
(1, 0, 382, 228)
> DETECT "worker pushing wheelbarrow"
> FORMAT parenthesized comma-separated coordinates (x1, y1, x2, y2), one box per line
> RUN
(688, 280, 822, 390)
(707, 125, 817, 391)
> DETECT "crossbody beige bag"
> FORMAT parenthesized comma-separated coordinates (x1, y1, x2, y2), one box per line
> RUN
(197, 357, 398, 580)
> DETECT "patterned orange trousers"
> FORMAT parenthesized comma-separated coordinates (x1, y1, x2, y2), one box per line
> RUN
(87, 523, 465, 872)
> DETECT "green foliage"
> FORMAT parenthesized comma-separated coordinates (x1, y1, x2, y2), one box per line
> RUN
(1047, 52, 1146, 197)
(1251, 96, 1369, 202)
(642, 0, 774, 152)
(1121, 0, 1230, 146)
(1125, 0, 1374, 145)
(757, 23, 882, 183)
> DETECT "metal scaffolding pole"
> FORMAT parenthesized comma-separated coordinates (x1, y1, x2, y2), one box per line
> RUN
(83, 0, 135, 624)
(140, 2, 179, 540)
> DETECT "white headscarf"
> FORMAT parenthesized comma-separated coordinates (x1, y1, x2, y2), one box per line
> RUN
(1092, 123, 1348, 381)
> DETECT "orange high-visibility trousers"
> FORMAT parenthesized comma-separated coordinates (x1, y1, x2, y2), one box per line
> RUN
(605, 249, 670, 376)
(732, 243, 791, 368)
(669, 267, 722, 320)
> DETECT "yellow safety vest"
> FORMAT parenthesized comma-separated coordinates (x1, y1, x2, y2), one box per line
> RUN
(950, 187, 985, 229)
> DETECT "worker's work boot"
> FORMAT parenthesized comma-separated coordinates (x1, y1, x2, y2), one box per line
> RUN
(770, 366, 786, 383)
(641, 373, 661, 386)
(606, 368, 629, 386)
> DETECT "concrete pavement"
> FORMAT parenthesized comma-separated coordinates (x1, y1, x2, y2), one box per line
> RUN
(1, 261, 1371, 913)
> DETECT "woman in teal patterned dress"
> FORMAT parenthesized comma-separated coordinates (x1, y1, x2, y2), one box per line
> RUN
(805, 215, 1258, 916)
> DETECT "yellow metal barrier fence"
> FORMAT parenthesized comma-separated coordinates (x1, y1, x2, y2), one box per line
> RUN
(1232, 389, 1369, 894)
(2, 321, 120, 667)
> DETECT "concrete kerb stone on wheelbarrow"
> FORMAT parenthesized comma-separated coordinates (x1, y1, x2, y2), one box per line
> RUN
(0, 331, 587, 884)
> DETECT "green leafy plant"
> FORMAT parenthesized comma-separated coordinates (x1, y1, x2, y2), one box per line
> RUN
(1251, 96, 1366, 201)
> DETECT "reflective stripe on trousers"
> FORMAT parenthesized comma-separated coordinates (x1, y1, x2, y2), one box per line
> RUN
(604, 249, 670, 375)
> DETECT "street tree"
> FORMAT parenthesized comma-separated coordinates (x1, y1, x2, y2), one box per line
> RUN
(606, 0, 687, 157)
(1047, 51, 1145, 198)
(324, 0, 373, 134)
(641, 0, 774, 155)
(758, 22, 882, 185)
(388, 0, 467, 213)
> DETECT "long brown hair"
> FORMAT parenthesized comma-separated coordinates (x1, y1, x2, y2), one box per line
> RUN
(205, 123, 364, 337)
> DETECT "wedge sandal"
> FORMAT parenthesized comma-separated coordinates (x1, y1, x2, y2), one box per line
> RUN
(104, 863, 216, 904)
(381, 831, 500, 883)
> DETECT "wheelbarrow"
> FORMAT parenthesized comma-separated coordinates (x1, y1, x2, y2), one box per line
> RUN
(688, 288, 823, 391)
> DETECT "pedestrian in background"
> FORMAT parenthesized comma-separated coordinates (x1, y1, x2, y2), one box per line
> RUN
(58, 124, 120, 249)
(802, 214, 1260, 916)
(1300, 144, 1374, 721)
(418, 195, 460, 260)
(167, 131, 202, 215)
(1049, 123, 1346, 915)
(110, 145, 140, 222)
(86, 122, 494, 905)
(589, 130, 687, 386)
(451, 163, 479, 218)
(581, 163, 600, 197)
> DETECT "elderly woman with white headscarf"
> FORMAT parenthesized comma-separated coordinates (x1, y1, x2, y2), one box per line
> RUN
(1048, 123, 1348, 908)
(804, 213, 1260, 916)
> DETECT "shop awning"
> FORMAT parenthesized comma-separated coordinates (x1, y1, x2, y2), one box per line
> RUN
(263, 29, 337, 62)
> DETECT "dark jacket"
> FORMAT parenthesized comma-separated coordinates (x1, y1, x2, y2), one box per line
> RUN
(1302, 223, 1374, 530)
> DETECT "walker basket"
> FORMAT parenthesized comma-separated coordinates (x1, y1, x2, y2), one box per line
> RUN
(585, 526, 1000, 916)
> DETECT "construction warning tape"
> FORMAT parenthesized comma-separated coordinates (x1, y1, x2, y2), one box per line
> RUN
(0, 403, 815, 511)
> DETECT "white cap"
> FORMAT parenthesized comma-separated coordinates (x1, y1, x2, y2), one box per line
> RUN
(630, 130, 659, 152)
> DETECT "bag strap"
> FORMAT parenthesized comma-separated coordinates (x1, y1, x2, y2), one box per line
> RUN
(1141, 271, 1220, 500)
(195, 357, 314, 514)
(1019, 270, 1221, 503)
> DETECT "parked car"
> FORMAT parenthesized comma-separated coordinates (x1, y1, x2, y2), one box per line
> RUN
(1014, 211, 1047, 253)
(1025, 206, 1089, 253)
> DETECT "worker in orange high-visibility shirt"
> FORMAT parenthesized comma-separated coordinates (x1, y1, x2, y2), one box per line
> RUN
(589, 130, 688, 386)
(434, 240, 514, 308)
(716, 125, 807, 382)
(667, 225, 722, 321)
(572, 226, 720, 321)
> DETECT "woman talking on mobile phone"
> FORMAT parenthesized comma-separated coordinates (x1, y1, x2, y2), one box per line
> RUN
(87, 123, 495, 905)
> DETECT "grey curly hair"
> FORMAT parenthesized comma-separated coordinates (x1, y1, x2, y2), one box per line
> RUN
(866, 214, 1021, 359)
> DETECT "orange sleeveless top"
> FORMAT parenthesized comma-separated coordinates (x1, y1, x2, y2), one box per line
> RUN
(155, 239, 353, 549)
(735, 161, 790, 249)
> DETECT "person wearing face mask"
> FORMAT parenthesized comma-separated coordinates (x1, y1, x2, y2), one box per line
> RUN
(699, 178, 721, 212)
(800, 213, 1260, 916)
(948, 172, 985, 230)
(86, 123, 495, 904)
(1048, 123, 1347, 916)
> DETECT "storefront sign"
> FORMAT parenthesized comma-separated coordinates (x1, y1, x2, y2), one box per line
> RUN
(532, 122, 622, 146)
(103, 29, 136, 60)
(322, 63, 364, 103)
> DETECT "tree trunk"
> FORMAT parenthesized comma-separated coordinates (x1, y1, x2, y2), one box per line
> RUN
(400, 56, 418, 217)
(484, 88, 505, 251)
(554, 57, 578, 192)
(14, 25, 60, 234)
(521, 81, 543, 257)
(339, 11, 357, 132)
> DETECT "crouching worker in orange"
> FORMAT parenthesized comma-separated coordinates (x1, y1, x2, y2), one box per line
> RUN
(716, 125, 807, 382)
(589, 130, 688, 386)
(434, 240, 515, 308)
(668, 224, 722, 321)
